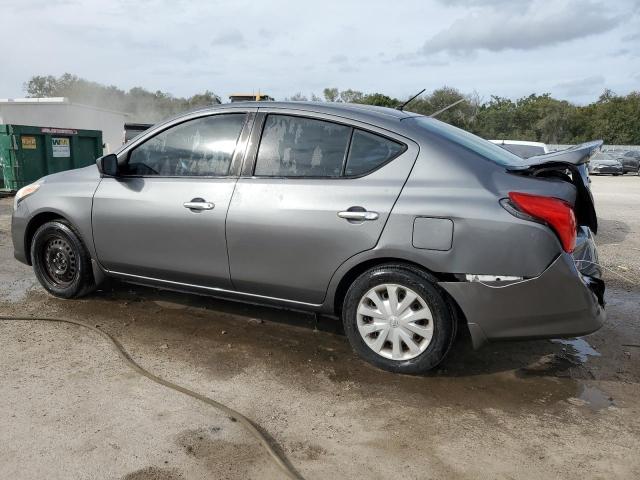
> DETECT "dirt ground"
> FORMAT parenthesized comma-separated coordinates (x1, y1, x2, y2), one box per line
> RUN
(1, 175, 639, 480)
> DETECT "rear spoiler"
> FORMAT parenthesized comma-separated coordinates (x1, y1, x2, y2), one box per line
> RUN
(511, 140, 603, 169)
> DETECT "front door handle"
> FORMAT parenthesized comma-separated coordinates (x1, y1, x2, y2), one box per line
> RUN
(183, 199, 215, 211)
(337, 210, 379, 221)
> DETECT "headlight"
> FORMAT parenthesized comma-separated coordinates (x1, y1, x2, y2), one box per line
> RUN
(14, 183, 40, 210)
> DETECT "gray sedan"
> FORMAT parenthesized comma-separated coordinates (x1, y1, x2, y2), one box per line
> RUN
(11, 102, 605, 373)
(589, 153, 624, 175)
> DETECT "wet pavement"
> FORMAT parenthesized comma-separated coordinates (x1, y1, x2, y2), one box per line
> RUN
(1, 175, 639, 479)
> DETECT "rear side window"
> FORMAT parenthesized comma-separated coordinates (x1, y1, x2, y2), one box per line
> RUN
(345, 130, 405, 176)
(255, 115, 351, 177)
(410, 116, 525, 167)
(125, 114, 245, 176)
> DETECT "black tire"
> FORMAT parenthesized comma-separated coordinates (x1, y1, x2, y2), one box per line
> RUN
(31, 220, 96, 299)
(342, 264, 456, 374)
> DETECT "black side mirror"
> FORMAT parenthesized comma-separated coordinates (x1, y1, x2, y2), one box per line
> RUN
(97, 154, 119, 176)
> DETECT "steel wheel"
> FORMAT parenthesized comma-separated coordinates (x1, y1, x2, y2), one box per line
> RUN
(356, 283, 434, 360)
(41, 235, 78, 288)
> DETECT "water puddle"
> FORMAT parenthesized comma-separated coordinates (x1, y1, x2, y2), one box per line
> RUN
(579, 385, 614, 410)
(551, 337, 601, 363)
(567, 385, 615, 411)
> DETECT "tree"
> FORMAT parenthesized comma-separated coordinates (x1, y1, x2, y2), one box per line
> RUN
(288, 92, 308, 101)
(23, 75, 59, 97)
(339, 89, 364, 103)
(357, 93, 400, 108)
(323, 87, 340, 102)
(22, 73, 222, 122)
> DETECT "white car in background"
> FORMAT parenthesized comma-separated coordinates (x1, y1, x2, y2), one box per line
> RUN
(489, 140, 549, 159)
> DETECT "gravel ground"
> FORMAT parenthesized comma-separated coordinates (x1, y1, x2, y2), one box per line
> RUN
(0, 175, 639, 480)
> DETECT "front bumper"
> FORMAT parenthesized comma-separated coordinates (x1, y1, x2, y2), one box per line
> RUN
(439, 253, 605, 349)
(11, 199, 29, 265)
(590, 166, 622, 175)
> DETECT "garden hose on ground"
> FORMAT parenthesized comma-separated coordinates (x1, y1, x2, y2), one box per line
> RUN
(0, 316, 304, 480)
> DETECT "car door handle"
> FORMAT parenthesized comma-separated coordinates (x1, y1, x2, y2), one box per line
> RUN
(183, 201, 215, 210)
(337, 210, 379, 221)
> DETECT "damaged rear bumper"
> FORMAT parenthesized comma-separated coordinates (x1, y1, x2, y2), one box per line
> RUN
(439, 252, 605, 349)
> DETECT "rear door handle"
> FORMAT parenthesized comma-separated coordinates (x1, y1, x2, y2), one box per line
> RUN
(183, 200, 215, 210)
(337, 210, 379, 221)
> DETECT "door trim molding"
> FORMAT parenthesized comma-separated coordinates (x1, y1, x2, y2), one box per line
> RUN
(106, 269, 323, 308)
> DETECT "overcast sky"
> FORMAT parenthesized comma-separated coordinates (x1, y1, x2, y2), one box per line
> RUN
(0, 0, 638, 104)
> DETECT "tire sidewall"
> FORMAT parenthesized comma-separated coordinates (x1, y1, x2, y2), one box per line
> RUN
(31, 221, 88, 299)
(342, 266, 454, 374)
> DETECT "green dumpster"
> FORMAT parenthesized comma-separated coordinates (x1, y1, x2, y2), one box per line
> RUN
(0, 124, 102, 192)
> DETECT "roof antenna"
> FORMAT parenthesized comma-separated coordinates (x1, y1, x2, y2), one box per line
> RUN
(396, 88, 426, 111)
(429, 98, 465, 118)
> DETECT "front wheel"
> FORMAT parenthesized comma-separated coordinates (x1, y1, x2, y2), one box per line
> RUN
(342, 264, 456, 374)
(31, 220, 96, 298)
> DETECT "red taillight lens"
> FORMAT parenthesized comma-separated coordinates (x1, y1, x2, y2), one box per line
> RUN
(508, 192, 577, 253)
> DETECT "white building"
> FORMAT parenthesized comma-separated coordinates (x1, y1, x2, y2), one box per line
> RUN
(0, 97, 127, 153)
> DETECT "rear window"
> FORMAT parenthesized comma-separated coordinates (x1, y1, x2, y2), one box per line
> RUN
(255, 115, 351, 177)
(497, 143, 545, 159)
(409, 117, 525, 167)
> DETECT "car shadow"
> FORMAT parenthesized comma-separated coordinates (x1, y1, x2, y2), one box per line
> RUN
(83, 279, 584, 382)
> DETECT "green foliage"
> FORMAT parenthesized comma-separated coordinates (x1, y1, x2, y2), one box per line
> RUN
(23, 74, 640, 144)
(322, 87, 340, 102)
(327, 86, 640, 144)
(24, 73, 221, 123)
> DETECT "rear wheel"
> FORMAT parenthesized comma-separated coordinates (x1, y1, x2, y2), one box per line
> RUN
(342, 264, 455, 374)
(31, 220, 95, 298)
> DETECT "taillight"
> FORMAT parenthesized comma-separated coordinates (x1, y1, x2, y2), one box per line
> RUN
(508, 192, 577, 253)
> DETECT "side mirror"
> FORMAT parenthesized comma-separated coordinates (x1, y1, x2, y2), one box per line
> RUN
(97, 154, 119, 177)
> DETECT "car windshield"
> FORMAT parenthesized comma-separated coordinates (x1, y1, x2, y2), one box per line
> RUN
(592, 152, 618, 161)
(408, 116, 525, 167)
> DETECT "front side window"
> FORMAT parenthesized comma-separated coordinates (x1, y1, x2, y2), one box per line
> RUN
(125, 114, 245, 176)
(254, 115, 351, 177)
(345, 130, 405, 176)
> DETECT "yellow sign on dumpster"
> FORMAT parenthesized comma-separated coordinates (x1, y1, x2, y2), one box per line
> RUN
(21, 136, 36, 149)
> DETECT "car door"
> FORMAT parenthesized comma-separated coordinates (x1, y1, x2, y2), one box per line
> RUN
(92, 110, 254, 289)
(226, 111, 418, 304)
(621, 152, 639, 172)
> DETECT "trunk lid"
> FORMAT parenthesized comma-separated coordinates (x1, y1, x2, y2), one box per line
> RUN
(507, 140, 602, 233)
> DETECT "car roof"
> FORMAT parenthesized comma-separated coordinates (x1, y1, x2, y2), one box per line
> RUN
(217, 100, 415, 119)
(149, 101, 425, 139)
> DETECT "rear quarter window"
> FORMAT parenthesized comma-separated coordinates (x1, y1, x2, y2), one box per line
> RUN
(345, 130, 405, 176)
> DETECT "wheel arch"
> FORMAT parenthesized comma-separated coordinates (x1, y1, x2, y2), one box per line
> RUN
(330, 256, 459, 315)
(23, 212, 70, 265)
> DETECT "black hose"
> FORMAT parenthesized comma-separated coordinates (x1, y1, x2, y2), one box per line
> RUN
(0, 315, 304, 480)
